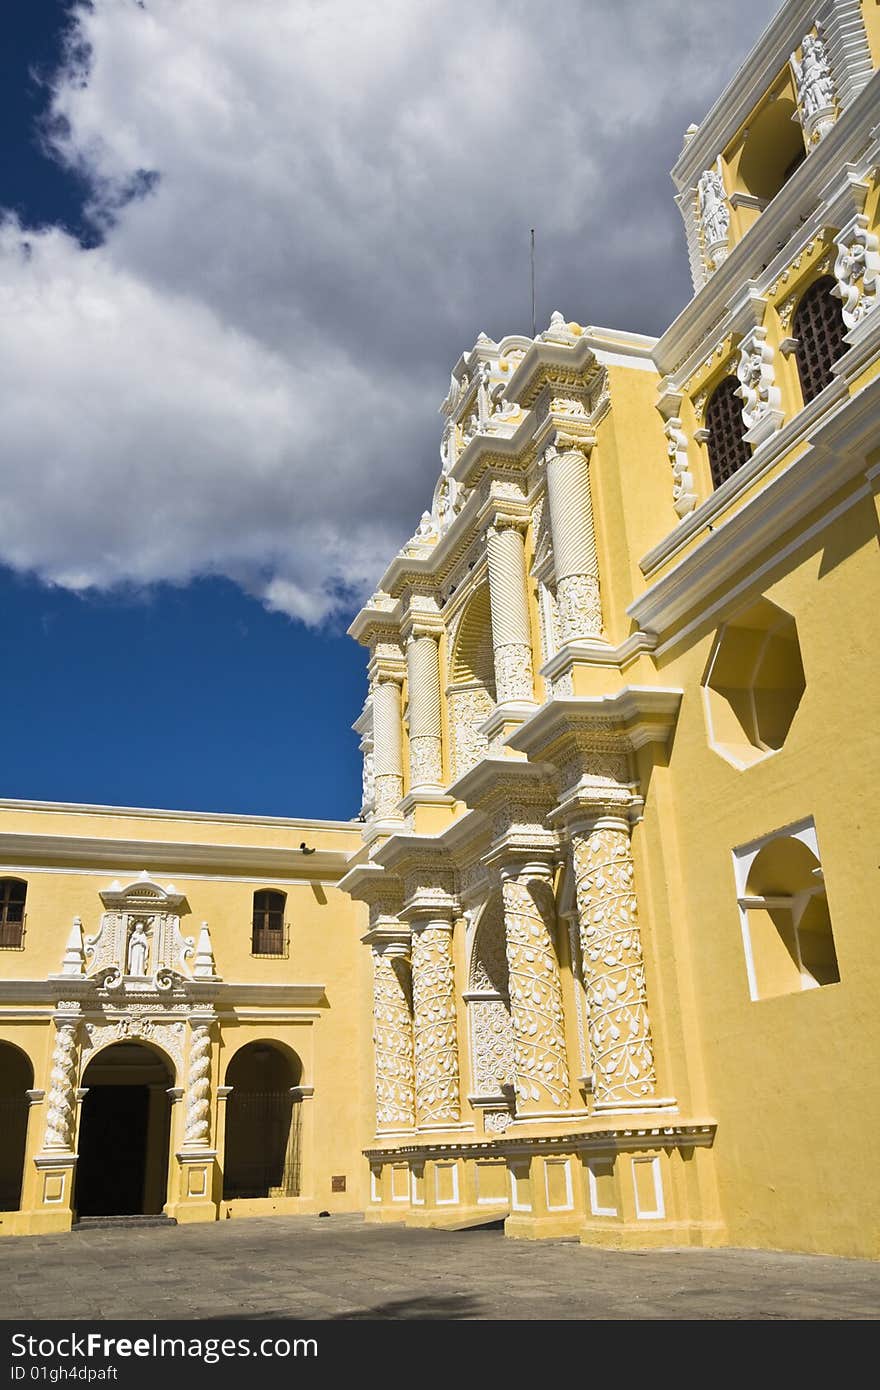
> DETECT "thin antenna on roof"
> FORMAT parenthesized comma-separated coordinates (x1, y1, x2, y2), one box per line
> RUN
(530, 228, 536, 338)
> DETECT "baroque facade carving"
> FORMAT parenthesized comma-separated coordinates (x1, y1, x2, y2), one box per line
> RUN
(410, 923, 461, 1126)
(372, 950, 416, 1130)
(571, 825, 657, 1106)
(43, 1019, 79, 1151)
(834, 216, 879, 329)
(501, 871, 570, 1112)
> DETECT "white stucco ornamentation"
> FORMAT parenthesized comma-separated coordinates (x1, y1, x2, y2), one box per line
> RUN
(43, 1019, 79, 1151)
(544, 446, 602, 640)
(406, 632, 443, 790)
(449, 686, 493, 780)
(470, 998, 516, 1094)
(372, 676, 404, 817)
(556, 574, 602, 642)
(501, 869, 570, 1113)
(372, 949, 415, 1130)
(697, 165, 729, 271)
(791, 32, 836, 144)
(410, 921, 460, 1126)
(492, 642, 534, 704)
(81, 1016, 186, 1077)
(571, 824, 657, 1106)
(833, 216, 880, 330)
(736, 326, 784, 444)
(665, 416, 697, 518)
(183, 1023, 213, 1147)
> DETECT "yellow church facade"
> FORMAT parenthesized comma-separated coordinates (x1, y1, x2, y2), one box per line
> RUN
(1, 0, 879, 1259)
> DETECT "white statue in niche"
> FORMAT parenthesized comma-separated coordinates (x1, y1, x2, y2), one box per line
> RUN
(793, 34, 834, 120)
(126, 921, 151, 977)
(697, 167, 729, 249)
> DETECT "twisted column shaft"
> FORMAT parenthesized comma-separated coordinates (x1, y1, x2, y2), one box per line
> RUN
(406, 633, 443, 789)
(544, 448, 602, 640)
(372, 677, 404, 816)
(486, 523, 534, 703)
(43, 1019, 79, 1151)
(183, 1022, 213, 1148)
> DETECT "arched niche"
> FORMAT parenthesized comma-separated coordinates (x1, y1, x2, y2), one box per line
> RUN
(223, 1041, 304, 1200)
(0, 1042, 33, 1212)
(466, 896, 515, 1100)
(447, 583, 496, 780)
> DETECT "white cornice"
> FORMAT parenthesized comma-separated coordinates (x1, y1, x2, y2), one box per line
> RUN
(0, 797, 357, 834)
(672, 0, 826, 191)
(0, 832, 354, 880)
(507, 689, 683, 760)
(628, 370, 880, 646)
(0, 980, 327, 1007)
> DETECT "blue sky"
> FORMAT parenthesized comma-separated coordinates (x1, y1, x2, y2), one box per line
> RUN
(0, 0, 775, 820)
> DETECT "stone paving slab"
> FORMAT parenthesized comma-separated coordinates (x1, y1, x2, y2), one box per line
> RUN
(1, 1214, 878, 1320)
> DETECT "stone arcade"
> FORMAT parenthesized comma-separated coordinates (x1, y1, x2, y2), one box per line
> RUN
(1, 0, 879, 1257)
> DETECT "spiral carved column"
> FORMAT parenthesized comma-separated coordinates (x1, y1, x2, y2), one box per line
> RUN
(501, 863, 570, 1114)
(43, 1018, 80, 1151)
(410, 917, 461, 1127)
(372, 676, 405, 816)
(406, 632, 443, 789)
(372, 946, 416, 1130)
(486, 522, 535, 703)
(183, 1022, 214, 1148)
(544, 446, 602, 640)
(570, 817, 657, 1105)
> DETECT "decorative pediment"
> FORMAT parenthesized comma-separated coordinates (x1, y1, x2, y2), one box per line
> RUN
(66, 870, 220, 992)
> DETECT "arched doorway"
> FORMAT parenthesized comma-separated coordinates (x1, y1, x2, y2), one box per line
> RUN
(223, 1042, 302, 1200)
(75, 1042, 173, 1217)
(0, 1043, 33, 1212)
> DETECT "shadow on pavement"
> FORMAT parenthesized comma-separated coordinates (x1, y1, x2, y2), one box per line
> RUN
(331, 1293, 483, 1320)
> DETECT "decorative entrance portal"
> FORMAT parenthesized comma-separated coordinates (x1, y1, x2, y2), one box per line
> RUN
(75, 1042, 173, 1218)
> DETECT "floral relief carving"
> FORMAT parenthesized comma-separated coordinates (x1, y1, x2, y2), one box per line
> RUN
(81, 1017, 185, 1077)
(409, 733, 442, 787)
(470, 999, 516, 1094)
(493, 642, 534, 703)
(571, 826, 657, 1105)
(449, 687, 494, 780)
(736, 326, 783, 441)
(374, 771, 403, 818)
(501, 874, 570, 1111)
(556, 572, 602, 640)
(372, 951, 415, 1129)
(411, 924, 460, 1126)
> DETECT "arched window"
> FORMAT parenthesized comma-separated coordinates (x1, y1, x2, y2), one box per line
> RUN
(705, 376, 751, 489)
(0, 879, 27, 949)
(792, 276, 846, 404)
(252, 889, 287, 956)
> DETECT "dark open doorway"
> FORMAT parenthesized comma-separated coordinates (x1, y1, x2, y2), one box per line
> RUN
(75, 1043, 172, 1218)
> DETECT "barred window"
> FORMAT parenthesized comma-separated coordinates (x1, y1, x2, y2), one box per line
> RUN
(706, 376, 751, 489)
(793, 276, 846, 405)
(0, 879, 27, 949)
(252, 889, 287, 956)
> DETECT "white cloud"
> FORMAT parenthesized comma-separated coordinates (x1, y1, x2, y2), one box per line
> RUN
(0, 0, 777, 624)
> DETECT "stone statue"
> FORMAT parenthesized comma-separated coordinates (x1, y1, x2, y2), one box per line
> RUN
(697, 167, 729, 249)
(127, 921, 150, 977)
(793, 34, 834, 120)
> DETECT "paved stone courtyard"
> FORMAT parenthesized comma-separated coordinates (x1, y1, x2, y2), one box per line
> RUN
(2, 1214, 878, 1320)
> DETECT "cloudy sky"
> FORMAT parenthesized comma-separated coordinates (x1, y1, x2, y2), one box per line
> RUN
(0, 0, 776, 815)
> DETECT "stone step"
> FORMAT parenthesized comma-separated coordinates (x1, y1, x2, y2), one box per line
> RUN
(74, 1214, 178, 1231)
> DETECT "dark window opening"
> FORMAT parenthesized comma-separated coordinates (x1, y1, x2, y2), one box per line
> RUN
(705, 376, 752, 489)
(0, 879, 27, 949)
(792, 276, 847, 404)
(252, 889, 287, 956)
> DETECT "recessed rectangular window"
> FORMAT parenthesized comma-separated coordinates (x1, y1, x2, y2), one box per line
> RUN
(251, 889, 288, 957)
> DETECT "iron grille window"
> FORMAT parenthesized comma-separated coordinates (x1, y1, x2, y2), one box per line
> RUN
(706, 376, 751, 489)
(0, 879, 26, 949)
(793, 276, 846, 405)
(252, 889, 287, 956)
